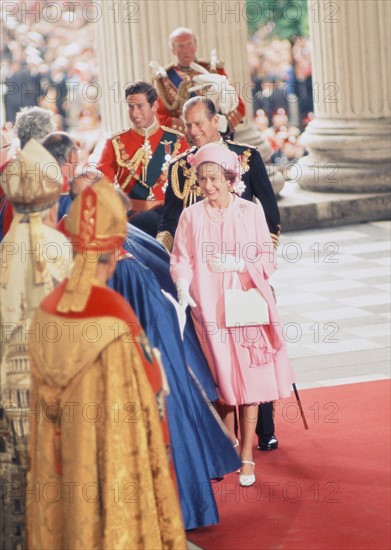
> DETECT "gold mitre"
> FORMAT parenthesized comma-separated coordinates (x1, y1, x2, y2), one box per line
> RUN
(0, 138, 63, 213)
(65, 177, 127, 254)
(57, 178, 127, 313)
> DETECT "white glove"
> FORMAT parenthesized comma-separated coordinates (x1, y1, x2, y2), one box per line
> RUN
(176, 278, 197, 309)
(188, 74, 222, 107)
(161, 289, 187, 339)
(149, 60, 167, 78)
(217, 114, 228, 133)
(189, 73, 239, 114)
(191, 73, 227, 86)
(208, 253, 246, 273)
(218, 81, 239, 114)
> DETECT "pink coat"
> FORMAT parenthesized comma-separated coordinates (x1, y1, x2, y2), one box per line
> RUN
(170, 196, 295, 405)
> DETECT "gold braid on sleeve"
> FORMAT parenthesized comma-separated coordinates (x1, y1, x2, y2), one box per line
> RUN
(156, 231, 174, 253)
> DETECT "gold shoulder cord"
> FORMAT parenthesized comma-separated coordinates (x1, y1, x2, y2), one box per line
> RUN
(185, 164, 199, 206)
(154, 77, 180, 112)
(172, 137, 182, 159)
(111, 136, 149, 190)
(171, 160, 194, 208)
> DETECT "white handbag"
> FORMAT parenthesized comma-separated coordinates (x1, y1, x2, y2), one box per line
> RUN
(224, 287, 269, 327)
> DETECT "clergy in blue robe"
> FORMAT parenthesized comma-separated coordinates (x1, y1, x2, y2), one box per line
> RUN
(109, 248, 241, 530)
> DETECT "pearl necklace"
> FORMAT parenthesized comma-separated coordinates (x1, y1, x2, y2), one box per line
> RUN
(205, 194, 232, 222)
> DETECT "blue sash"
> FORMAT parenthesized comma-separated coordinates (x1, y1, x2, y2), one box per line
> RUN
(166, 67, 197, 98)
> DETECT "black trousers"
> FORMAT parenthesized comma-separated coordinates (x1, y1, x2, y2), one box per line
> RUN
(256, 402, 275, 439)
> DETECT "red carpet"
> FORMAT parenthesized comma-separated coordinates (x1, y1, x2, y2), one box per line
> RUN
(188, 380, 391, 550)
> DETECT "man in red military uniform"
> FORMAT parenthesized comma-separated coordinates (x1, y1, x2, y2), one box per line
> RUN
(151, 27, 246, 137)
(98, 81, 188, 236)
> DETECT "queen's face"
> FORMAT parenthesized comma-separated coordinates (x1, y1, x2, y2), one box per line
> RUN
(197, 162, 230, 208)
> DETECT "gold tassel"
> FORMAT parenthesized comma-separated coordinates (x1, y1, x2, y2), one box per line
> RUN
(1, 213, 23, 287)
(56, 254, 96, 313)
(29, 212, 51, 284)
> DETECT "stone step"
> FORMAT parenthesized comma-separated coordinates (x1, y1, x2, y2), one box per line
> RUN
(277, 182, 390, 232)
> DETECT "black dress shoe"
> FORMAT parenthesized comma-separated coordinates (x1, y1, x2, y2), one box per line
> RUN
(257, 434, 278, 451)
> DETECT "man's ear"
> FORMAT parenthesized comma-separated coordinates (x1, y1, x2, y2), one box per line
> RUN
(152, 100, 159, 114)
(212, 114, 220, 127)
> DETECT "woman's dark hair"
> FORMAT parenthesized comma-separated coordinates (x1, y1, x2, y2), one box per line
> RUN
(41, 132, 77, 166)
(223, 169, 238, 185)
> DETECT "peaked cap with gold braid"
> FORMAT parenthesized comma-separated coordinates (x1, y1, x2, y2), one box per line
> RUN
(0, 139, 63, 285)
(57, 179, 127, 313)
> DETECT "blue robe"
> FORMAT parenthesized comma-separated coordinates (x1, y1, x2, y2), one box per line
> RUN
(109, 253, 241, 530)
(124, 224, 218, 400)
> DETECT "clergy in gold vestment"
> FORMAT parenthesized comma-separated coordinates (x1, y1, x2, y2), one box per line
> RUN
(0, 139, 71, 550)
(26, 180, 186, 550)
(0, 139, 71, 357)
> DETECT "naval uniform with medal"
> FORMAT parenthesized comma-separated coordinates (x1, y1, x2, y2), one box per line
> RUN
(98, 116, 188, 237)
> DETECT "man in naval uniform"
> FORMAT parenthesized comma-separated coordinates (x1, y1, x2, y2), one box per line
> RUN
(151, 27, 245, 138)
(157, 96, 281, 452)
(98, 81, 188, 237)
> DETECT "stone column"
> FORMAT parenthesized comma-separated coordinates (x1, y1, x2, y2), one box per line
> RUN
(295, 0, 390, 192)
(95, 0, 271, 158)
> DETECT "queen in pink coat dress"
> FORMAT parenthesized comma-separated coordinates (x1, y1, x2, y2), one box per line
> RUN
(170, 143, 295, 486)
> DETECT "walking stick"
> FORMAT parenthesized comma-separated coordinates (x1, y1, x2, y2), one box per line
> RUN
(293, 383, 309, 430)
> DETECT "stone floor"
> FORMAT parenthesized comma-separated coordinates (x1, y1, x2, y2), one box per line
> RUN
(274, 220, 390, 389)
(187, 219, 391, 550)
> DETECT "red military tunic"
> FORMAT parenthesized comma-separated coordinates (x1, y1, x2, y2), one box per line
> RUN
(98, 120, 188, 203)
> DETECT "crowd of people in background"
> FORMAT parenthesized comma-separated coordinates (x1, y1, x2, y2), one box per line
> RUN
(1, 0, 104, 164)
(1, 2, 313, 169)
(248, 33, 313, 165)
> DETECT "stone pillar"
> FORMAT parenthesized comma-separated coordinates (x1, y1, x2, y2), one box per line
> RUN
(295, 0, 390, 192)
(95, 0, 271, 157)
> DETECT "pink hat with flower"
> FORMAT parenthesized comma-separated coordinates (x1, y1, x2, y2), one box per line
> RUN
(188, 143, 246, 195)
(188, 143, 240, 175)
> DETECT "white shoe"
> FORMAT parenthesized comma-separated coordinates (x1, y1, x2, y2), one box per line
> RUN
(239, 460, 255, 487)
